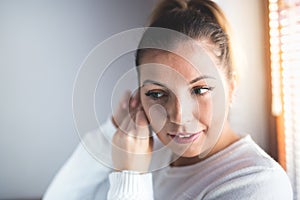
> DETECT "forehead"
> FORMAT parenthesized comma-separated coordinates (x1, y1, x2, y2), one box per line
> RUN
(138, 47, 218, 84)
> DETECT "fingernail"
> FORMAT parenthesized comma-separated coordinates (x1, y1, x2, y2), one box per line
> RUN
(122, 102, 127, 109)
(131, 99, 137, 107)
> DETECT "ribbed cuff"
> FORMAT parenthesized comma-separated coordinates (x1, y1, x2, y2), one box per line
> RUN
(107, 171, 154, 200)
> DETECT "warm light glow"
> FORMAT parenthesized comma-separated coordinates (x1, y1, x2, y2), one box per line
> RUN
(269, 0, 300, 198)
(269, 1, 282, 116)
(269, 3, 279, 11)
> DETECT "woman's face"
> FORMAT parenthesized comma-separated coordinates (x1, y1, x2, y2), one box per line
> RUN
(139, 46, 233, 158)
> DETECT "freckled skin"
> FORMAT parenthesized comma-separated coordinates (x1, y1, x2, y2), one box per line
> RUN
(138, 48, 240, 166)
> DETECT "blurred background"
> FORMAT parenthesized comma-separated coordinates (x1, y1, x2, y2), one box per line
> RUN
(1, 0, 299, 199)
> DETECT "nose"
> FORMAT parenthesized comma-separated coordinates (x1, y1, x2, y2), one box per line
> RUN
(169, 94, 194, 125)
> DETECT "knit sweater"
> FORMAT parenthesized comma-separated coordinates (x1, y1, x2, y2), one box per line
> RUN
(43, 119, 293, 200)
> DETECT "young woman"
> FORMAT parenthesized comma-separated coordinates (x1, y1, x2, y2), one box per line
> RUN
(44, 0, 293, 199)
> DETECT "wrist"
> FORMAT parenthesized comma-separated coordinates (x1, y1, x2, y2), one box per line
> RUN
(109, 170, 153, 193)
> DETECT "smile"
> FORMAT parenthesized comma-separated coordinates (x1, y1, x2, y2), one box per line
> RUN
(167, 132, 202, 144)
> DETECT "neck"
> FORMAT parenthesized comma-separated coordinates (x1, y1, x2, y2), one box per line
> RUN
(171, 121, 240, 167)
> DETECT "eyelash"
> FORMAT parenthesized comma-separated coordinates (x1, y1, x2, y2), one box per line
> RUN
(145, 86, 214, 101)
(145, 90, 166, 100)
(191, 86, 214, 96)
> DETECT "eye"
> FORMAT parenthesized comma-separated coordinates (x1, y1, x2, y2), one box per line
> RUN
(145, 90, 166, 100)
(192, 86, 214, 96)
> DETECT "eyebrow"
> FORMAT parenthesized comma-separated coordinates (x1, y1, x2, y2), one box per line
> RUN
(142, 80, 167, 87)
(142, 75, 215, 87)
(189, 75, 216, 84)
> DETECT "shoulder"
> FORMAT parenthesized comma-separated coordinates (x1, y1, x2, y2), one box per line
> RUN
(202, 164, 293, 200)
(201, 135, 293, 200)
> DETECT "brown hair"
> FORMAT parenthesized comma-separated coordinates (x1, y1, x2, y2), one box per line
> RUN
(136, 0, 234, 80)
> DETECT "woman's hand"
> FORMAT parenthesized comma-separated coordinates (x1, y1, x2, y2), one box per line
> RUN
(111, 90, 139, 128)
(111, 90, 153, 173)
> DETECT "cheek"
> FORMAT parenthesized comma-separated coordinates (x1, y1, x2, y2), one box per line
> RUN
(196, 99, 213, 125)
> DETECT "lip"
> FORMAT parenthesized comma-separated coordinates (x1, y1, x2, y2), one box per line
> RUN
(167, 132, 202, 144)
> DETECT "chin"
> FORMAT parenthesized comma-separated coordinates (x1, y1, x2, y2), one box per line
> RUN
(182, 151, 201, 158)
(173, 148, 202, 158)
(162, 142, 201, 157)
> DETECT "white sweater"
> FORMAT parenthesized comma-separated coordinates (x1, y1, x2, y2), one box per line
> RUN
(43, 119, 293, 200)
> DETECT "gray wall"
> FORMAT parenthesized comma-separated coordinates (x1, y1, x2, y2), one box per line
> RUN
(0, 1, 154, 199)
(217, 0, 269, 151)
(0, 0, 269, 199)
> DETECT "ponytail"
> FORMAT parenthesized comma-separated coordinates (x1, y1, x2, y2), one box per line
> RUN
(187, 0, 231, 38)
(137, 0, 235, 80)
(149, 0, 188, 25)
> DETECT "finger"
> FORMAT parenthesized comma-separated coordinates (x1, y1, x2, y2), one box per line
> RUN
(136, 107, 149, 126)
(135, 108, 150, 139)
(129, 91, 141, 120)
(129, 89, 140, 108)
(121, 90, 131, 109)
(118, 114, 132, 134)
(112, 90, 131, 128)
(119, 113, 140, 139)
(111, 116, 118, 128)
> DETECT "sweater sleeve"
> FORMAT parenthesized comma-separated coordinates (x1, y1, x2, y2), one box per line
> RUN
(107, 171, 154, 200)
(202, 167, 293, 200)
(43, 118, 115, 200)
